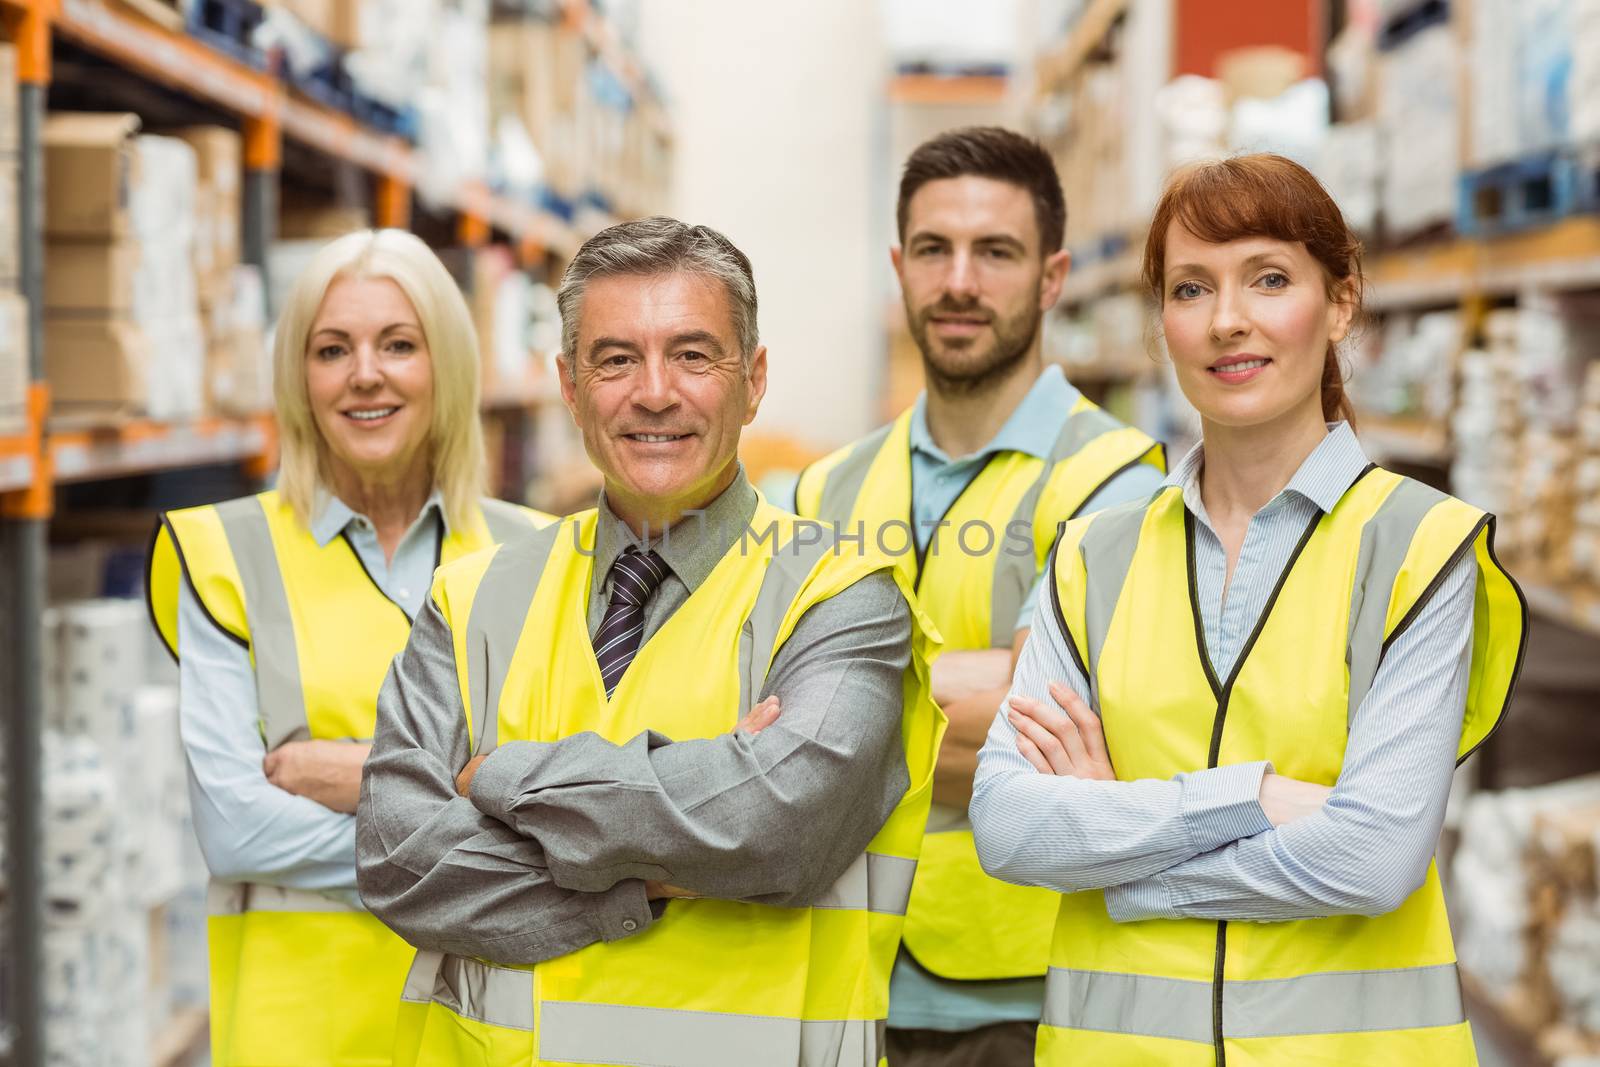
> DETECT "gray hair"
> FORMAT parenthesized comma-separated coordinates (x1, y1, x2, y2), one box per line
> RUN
(556, 216, 759, 372)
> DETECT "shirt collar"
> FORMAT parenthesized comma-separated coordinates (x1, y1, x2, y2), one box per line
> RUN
(908, 364, 1078, 464)
(1164, 421, 1371, 519)
(592, 465, 759, 596)
(310, 486, 449, 547)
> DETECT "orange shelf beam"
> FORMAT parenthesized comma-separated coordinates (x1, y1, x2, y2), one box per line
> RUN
(890, 74, 1009, 106)
(49, 413, 276, 484)
(0, 383, 51, 520)
(48, 0, 573, 254)
(55, 0, 275, 115)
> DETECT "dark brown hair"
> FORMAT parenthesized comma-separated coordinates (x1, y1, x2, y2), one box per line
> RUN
(1141, 154, 1363, 426)
(897, 126, 1067, 255)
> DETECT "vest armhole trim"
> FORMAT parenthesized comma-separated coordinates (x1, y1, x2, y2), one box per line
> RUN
(1067, 446, 1162, 522)
(793, 458, 818, 517)
(1453, 514, 1529, 768)
(1379, 514, 1487, 658)
(1048, 540, 1091, 682)
(161, 513, 251, 655)
(146, 518, 179, 665)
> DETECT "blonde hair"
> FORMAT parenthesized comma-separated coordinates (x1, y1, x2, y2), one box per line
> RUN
(272, 229, 486, 530)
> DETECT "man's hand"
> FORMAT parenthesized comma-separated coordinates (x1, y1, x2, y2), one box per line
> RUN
(737, 695, 781, 736)
(456, 753, 488, 798)
(644, 880, 696, 900)
(931, 649, 1014, 706)
(1007, 682, 1116, 781)
(932, 684, 1011, 808)
(1259, 773, 1332, 827)
(263, 740, 371, 814)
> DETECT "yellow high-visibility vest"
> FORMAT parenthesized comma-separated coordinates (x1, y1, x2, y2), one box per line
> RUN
(794, 398, 1163, 980)
(147, 489, 551, 1067)
(393, 498, 946, 1067)
(1040, 468, 1527, 1065)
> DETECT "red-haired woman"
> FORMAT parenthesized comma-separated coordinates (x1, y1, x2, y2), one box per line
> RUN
(970, 153, 1527, 1066)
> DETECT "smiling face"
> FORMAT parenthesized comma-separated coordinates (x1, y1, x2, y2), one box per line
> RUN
(304, 274, 435, 494)
(892, 175, 1070, 394)
(559, 271, 767, 530)
(1160, 222, 1354, 435)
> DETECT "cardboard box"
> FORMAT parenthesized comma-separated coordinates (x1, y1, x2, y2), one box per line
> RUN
(270, 0, 361, 48)
(168, 126, 241, 303)
(170, 125, 240, 200)
(0, 43, 18, 155)
(0, 291, 27, 435)
(44, 317, 150, 413)
(278, 202, 369, 240)
(44, 113, 142, 239)
(489, 21, 559, 146)
(0, 155, 17, 289)
(45, 241, 138, 313)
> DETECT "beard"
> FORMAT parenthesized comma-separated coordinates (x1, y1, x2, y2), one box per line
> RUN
(908, 294, 1042, 396)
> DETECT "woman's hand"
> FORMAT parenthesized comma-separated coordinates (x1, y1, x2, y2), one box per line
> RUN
(263, 740, 371, 814)
(1007, 682, 1116, 781)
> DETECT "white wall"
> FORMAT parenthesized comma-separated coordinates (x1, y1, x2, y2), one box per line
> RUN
(638, 1, 889, 448)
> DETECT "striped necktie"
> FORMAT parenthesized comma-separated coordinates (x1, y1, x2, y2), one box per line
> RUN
(594, 547, 670, 698)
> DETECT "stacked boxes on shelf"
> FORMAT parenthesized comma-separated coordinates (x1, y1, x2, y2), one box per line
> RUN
(42, 113, 152, 420)
(1569, 361, 1600, 586)
(0, 42, 28, 437)
(1377, 23, 1461, 236)
(1454, 297, 1600, 583)
(470, 245, 549, 405)
(488, 11, 669, 218)
(43, 114, 206, 422)
(172, 126, 273, 417)
(1451, 776, 1600, 1061)
(1347, 311, 1461, 423)
(37, 597, 190, 1067)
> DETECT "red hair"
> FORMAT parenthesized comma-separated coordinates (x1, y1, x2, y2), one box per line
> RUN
(1141, 154, 1363, 426)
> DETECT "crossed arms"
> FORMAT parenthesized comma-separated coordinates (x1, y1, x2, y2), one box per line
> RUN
(355, 571, 912, 964)
(969, 552, 1476, 923)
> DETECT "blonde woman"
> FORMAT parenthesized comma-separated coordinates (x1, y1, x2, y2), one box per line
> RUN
(147, 229, 552, 1066)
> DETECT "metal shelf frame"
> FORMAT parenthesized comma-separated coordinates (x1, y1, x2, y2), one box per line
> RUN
(0, 2, 663, 1061)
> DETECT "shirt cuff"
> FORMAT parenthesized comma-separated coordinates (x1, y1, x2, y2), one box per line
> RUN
(1105, 877, 1180, 922)
(592, 878, 655, 943)
(467, 741, 537, 822)
(1177, 760, 1273, 853)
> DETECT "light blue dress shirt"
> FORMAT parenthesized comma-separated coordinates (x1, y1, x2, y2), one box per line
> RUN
(889, 365, 1166, 1032)
(971, 424, 1476, 928)
(175, 490, 449, 903)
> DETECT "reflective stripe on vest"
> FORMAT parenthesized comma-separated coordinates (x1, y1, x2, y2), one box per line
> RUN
(811, 851, 918, 914)
(462, 528, 555, 755)
(213, 496, 311, 749)
(400, 952, 888, 1067)
(207, 880, 358, 916)
(1039, 468, 1527, 1065)
(479, 496, 539, 547)
(1041, 963, 1465, 1042)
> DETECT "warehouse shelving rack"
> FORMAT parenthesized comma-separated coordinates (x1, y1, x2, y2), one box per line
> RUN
(0, 1, 661, 1062)
(1026, 7, 1593, 1064)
